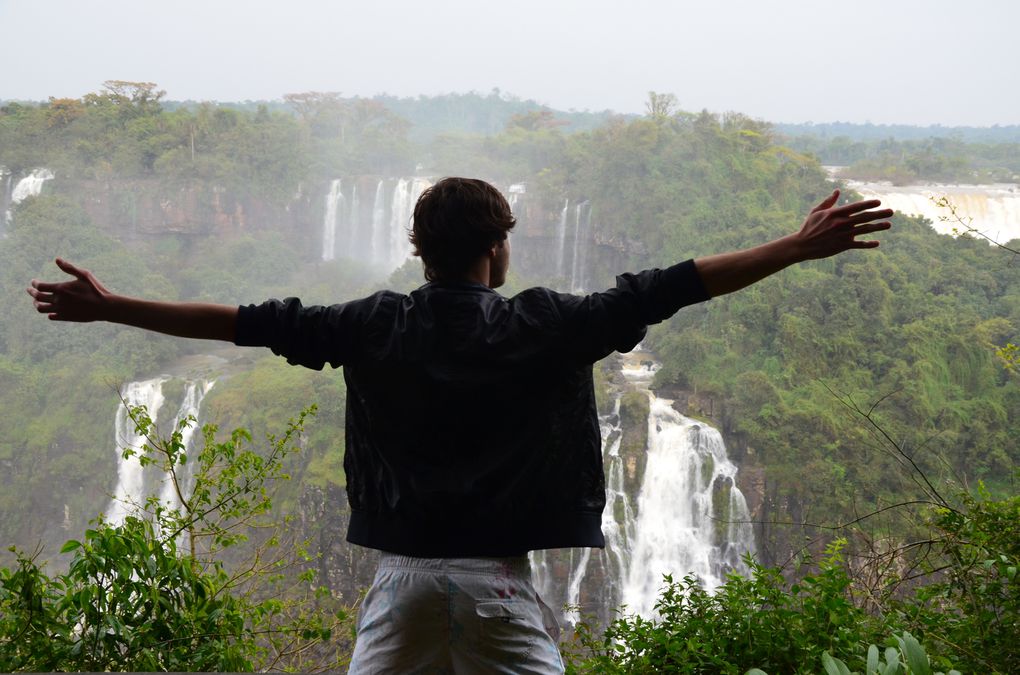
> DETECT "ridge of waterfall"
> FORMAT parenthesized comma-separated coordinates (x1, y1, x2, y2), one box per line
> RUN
(846, 180, 1020, 244)
(108, 377, 215, 525)
(530, 347, 755, 624)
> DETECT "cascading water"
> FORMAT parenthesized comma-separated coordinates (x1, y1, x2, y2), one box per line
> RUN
(156, 380, 216, 511)
(348, 184, 360, 254)
(322, 179, 343, 262)
(108, 378, 168, 525)
(531, 348, 755, 624)
(4, 167, 54, 227)
(569, 201, 591, 292)
(322, 177, 431, 272)
(107, 378, 214, 525)
(385, 179, 415, 270)
(369, 179, 386, 264)
(556, 199, 569, 279)
(621, 397, 755, 615)
(844, 180, 1020, 244)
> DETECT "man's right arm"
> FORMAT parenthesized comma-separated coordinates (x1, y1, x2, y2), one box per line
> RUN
(27, 258, 237, 342)
(694, 190, 892, 298)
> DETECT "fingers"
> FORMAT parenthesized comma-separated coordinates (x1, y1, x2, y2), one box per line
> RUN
(811, 189, 840, 213)
(843, 209, 894, 226)
(831, 199, 882, 216)
(29, 279, 60, 292)
(27, 286, 56, 314)
(55, 257, 88, 280)
(849, 240, 881, 249)
(26, 287, 55, 303)
(851, 221, 892, 236)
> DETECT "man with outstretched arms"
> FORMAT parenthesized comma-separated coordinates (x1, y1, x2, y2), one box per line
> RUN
(28, 177, 891, 673)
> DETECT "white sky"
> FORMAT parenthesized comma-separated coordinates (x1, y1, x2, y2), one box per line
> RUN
(2, 0, 1018, 126)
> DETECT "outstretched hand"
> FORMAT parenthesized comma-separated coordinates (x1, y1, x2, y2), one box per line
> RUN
(27, 258, 112, 322)
(794, 189, 892, 261)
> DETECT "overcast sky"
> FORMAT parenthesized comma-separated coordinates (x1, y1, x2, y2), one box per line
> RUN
(2, 0, 1017, 126)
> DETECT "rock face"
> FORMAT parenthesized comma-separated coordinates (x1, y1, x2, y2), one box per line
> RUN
(73, 179, 316, 243)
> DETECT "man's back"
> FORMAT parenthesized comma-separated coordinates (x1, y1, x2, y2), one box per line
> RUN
(235, 262, 710, 556)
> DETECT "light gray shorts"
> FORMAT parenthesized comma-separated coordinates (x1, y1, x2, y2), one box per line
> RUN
(348, 554, 564, 674)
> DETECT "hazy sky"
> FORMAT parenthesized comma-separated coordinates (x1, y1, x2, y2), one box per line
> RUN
(2, 0, 1017, 126)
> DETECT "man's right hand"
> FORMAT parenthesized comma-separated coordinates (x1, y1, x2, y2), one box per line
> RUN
(27, 258, 111, 322)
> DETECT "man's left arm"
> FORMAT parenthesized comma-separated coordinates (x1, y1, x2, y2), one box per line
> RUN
(694, 190, 892, 298)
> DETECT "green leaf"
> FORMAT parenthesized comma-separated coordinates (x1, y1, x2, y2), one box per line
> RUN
(882, 647, 902, 675)
(745, 670, 769, 675)
(867, 644, 880, 674)
(822, 652, 851, 675)
(60, 539, 82, 553)
(898, 633, 930, 675)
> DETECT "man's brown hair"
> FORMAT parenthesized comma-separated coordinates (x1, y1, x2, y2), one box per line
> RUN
(410, 177, 516, 282)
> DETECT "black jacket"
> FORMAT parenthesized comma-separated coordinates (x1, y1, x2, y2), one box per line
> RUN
(235, 259, 710, 556)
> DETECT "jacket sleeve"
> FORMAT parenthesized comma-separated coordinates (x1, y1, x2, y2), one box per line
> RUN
(234, 297, 362, 370)
(559, 258, 711, 362)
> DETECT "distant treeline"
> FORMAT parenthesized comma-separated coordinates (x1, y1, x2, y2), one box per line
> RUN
(2, 88, 625, 145)
(776, 121, 1020, 144)
(779, 133, 1020, 184)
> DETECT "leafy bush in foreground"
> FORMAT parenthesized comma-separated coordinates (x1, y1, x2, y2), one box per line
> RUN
(0, 406, 355, 672)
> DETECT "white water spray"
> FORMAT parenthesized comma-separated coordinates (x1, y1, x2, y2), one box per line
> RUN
(845, 180, 1020, 244)
(5, 168, 54, 226)
(322, 179, 343, 262)
(108, 378, 214, 525)
(108, 378, 168, 525)
(531, 348, 755, 623)
(557, 199, 569, 279)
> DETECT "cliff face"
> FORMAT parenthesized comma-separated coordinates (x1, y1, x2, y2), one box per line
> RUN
(57, 177, 318, 255)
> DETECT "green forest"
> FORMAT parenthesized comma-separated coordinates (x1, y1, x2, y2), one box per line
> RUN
(0, 83, 1017, 672)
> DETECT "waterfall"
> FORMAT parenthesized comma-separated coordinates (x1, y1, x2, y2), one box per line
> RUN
(4, 167, 54, 227)
(531, 348, 755, 623)
(107, 377, 214, 525)
(156, 381, 216, 511)
(570, 201, 591, 292)
(0, 169, 10, 237)
(508, 183, 526, 212)
(370, 179, 386, 265)
(387, 179, 412, 271)
(323, 177, 430, 272)
(386, 178, 431, 271)
(846, 180, 1020, 244)
(348, 184, 360, 254)
(621, 398, 755, 615)
(322, 179, 343, 262)
(108, 378, 169, 525)
(556, 200, 569, 279)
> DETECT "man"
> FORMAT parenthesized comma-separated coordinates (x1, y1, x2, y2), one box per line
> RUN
(28, 177, 891, 673)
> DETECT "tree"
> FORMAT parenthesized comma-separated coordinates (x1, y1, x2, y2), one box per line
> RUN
(645, 91, 678, 120)
(0, 406, 356, 672)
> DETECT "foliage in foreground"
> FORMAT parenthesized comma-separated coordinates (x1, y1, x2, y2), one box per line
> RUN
(567, 487, 1019, 675)
(0, 406, 355, 672)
